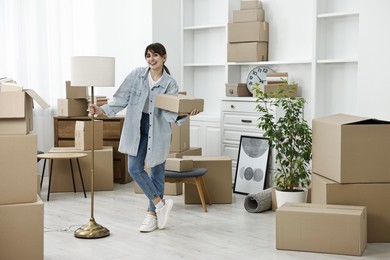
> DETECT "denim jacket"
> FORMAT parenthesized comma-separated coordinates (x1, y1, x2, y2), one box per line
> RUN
(101, 67, 184, 167)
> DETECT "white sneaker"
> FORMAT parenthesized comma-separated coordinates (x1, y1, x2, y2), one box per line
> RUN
(139, 215, 157, 233)
(155, 199, 173, 229)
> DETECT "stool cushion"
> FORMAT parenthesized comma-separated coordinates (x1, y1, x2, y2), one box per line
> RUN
(165, 168, 207, 178)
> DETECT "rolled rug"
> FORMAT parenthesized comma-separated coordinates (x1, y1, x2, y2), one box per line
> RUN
(244, 188, 273, 213)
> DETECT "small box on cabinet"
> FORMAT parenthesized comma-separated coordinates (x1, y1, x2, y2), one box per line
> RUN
(57, 98, 88, 117)
(65, 81, 88, 99)
(225, 83, 252, 97)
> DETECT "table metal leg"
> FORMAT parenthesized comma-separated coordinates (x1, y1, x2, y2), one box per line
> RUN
(69, 159, 76, 193)
(47, 159, 54, 201)
(40, 159, 47, 190)
(76, 158, 87, 198)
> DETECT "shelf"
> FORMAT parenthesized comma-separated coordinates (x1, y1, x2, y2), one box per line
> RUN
(317, 12, 359, 18)
(227, 60, 311, 66)
(317, 58, 358, 64)
(184, 63, 225, 67)
(183, 24, 226, 30)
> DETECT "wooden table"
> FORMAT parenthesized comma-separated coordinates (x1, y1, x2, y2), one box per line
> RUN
(38, 152, 88, 201)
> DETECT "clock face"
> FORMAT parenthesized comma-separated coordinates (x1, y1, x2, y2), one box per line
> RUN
(246, 66, 273, 92)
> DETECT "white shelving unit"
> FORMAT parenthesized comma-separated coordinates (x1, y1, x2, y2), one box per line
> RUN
(313, 0, 360, 118)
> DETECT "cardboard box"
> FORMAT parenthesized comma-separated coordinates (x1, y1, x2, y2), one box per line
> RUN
(0, 196, 44, 260)
(155, 94, 204, 115)
(168, 147, 202, 158)
(276, 203, 366, 256)
(182, 156, 232, 204)
(170, 118, 190, 153)
(313, 113, 390, 183)
(311, 173, 390, 242)
(75, 120, 104, 150)
(240, 0, 262, 10)
(0, 90, 49, 134)
(166, 158, 193, 172)
(233, 8, 265, 23)
(225, 83, 252, 97)
(228, 42, 268, 62)
(57, 98, 88, 117)
(134, 167, 183, 196)
(48, 146, 114, 192)
(256, 84, 298, 98)
(66, 81, 88, 99)
(228, 22, 269, 43)
(0, 134, 37, 205)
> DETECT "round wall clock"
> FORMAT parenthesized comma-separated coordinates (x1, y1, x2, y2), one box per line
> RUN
(246, 66, 274, 92)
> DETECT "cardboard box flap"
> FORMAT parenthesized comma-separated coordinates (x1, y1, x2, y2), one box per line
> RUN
(25, 89, 50, 109)
(347, 118, 390, 125)
(281, 202, 366, 216)
(315, 113, 368, 126)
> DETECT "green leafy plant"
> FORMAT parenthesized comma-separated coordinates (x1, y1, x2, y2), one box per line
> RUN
(253, 81, 312, 192)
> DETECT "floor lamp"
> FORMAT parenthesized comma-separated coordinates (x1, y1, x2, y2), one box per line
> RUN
(71, 56, 115, 239)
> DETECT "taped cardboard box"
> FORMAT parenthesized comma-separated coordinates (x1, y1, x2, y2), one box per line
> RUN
(166, 158, 193, 172)
(75, 120, 104, 150)
(276, 202, 366, 256)
(228, 22, 269, 43)
(48, 146, 114, 192)
(0, 89, 49, 134)
(228, 42, 268, 62)
(57, 98, 88, 117)
(256, 83, 297, 98)
(168, 147, 202, 158)
(233, 8, 265, 23)
(65, 81, 88, 99)
(240, 0, 262, 9)
(156, 94, 204, 115)
(183, 156, 232, 204)
(0, 133, 37, 205)
(313, 113, 390, 183)
(311, 172, 390, 242)
(170, 117, 190, 153)
(0, 196, 44, 260)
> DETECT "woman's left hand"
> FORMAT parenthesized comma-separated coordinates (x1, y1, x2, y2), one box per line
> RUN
(189, 109, 199, 116)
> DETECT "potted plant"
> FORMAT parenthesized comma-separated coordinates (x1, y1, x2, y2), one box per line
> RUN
(252, 81, 312, 208)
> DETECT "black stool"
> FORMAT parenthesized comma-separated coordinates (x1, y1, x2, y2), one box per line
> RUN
(165, 167, 211, 212)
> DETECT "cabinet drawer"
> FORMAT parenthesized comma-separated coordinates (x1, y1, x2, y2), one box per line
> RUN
(223, 129, 263, 144)
(56, 119, 122, 139)
(223, 113, 260, 128)
(222, 100, 258, 113)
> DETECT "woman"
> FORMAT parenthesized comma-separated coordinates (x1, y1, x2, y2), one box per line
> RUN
(89, 43, 199, 232)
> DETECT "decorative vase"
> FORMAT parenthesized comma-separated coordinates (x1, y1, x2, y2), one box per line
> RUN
(275, 188, 308, 208)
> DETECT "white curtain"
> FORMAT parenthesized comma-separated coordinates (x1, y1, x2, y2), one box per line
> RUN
(0, 0, 152, 152)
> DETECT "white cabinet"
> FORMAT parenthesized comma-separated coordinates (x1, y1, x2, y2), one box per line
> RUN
(190, 115, 221, 156)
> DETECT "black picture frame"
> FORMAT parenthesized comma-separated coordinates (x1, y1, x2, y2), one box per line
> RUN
(233, 135, 270, 195)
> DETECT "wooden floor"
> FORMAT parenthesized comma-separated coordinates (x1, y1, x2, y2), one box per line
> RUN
(42, 181, 390, 260)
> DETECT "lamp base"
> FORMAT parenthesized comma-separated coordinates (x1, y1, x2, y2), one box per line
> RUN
(74, 218, 110, 239)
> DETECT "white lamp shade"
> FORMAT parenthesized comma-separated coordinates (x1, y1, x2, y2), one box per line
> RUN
(71, 56, 115, 87)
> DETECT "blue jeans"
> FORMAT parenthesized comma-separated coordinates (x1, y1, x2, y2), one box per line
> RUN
(128, 113, 165, 212)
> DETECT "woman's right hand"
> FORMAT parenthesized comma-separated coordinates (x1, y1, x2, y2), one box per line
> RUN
(88, 104, 104, 115)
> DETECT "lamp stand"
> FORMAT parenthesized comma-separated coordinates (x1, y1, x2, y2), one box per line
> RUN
(74, 86, 110, 239)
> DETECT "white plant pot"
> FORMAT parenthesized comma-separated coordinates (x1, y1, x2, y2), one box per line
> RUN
(275, 188, 308, 209)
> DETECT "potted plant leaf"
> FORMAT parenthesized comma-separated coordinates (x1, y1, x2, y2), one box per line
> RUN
(252, 81, 312, 208)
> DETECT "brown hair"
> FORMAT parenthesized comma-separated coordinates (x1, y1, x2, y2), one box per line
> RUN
(144, 42, 170, 75)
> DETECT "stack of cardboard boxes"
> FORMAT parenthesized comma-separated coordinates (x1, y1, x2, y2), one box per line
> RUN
(48, 120, 114, 192)
(57, 81, 88, 117)
(311, 113, 390, 243)
(228, 0, 269, 62)
(0, 87, 47, 260)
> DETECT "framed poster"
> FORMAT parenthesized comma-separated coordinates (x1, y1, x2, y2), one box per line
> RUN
(233, 135, 270, 195)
